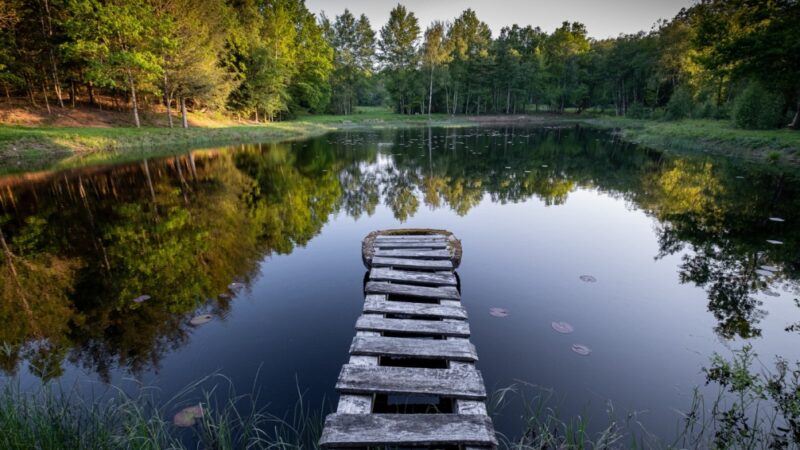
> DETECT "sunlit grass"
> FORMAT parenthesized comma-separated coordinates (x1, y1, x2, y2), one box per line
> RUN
(587, 117, 800, 163)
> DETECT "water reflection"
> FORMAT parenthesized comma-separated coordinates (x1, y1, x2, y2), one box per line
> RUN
(0, 125, 798, 381)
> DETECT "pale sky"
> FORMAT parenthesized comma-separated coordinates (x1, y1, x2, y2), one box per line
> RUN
(305, 0, 696, 39)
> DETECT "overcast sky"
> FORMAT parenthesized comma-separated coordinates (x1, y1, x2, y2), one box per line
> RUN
(305, 0, 696, 39)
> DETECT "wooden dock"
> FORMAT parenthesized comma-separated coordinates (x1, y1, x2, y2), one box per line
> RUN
(320, 231, 497, 449)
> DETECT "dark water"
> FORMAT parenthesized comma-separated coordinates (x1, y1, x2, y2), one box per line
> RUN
(1, 125, 798, 441)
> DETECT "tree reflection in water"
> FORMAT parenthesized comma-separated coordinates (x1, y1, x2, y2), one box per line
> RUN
(0, 125, 798, 381)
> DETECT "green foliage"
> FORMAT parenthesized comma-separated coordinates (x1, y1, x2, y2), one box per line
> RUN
(0, 0, 798, 131)
(666, 86, 694, 120)
(378, 4, 421, 114)
(733, 82, 785, 130)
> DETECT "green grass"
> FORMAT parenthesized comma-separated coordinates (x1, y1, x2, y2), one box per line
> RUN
(0, 374, 326, 450)
(3, 109, 800, 174)
(0, 108, 478, 174)
(585, 117, 800, 164)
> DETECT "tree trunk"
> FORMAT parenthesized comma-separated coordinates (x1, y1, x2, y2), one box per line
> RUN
(70, 81, 76, 107)
(164, 75, 173, 128)
(506, 86, 511, 115)
(254, 108, 258, 123)
(41, 78, 51, 115)
(790, 98, 800, 129)
(180, 97, 188, 128)
(3, 83, 10, 102)
(428, 65, 434, 118)
(127, 70, 140, 128)
(88, 81, 95, 106)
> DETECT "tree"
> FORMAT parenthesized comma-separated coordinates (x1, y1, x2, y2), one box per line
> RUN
(379, 4, 421, 114)
(63, 0, 162, 127)
(445, 9, 492, 115)
(155, 0, 234, 128)
(325, 9, 375, 114)
(420, 21, 450, 116)
(693, 0, 800, 128)
(543, 22, 589, 113)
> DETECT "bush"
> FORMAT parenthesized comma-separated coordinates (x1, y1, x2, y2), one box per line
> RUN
(732, 82, 785, 129)
(625, 102, 648, 119)
(666, 87, 694, 120)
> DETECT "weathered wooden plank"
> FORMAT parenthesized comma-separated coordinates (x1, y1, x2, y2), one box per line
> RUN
(350, 336, 477, 361)
(319, 414, 497, 447)
(365, 281, 460, 300)
(372, 256, 453, 271)
(375, 234, 448, 241)
(456, 400, 488, 416)
(336, 395, 372, 414)
(370, 267, 457, 286)
(364, 296, 467, 319)
(373, 241, 448, 249)
(355, 315, 470, 337)
(336, 364, 486, 399)
(370, 269, 456, 286)
(373, 248, 451, 259)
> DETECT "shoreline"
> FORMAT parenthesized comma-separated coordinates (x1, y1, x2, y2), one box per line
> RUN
(1, 114, 798, 174)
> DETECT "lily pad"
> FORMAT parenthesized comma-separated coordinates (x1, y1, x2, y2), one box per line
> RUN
(132, 295, 151, 303)
(551, 321, 574, 334)
(190, 314, 214, 326)
(571, 344, 592, 356)
(766, 240, 784, 245)
(173, 405, 203, 427)
(579, 275, 597, 283)
(768, 217, 785, 222)
(489, 308, 509, 318)
(228, 282, 244, 291)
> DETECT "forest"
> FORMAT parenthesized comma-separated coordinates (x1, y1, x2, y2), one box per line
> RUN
(0, 0, 798, 130)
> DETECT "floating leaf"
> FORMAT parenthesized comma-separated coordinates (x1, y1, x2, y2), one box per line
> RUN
(766, 240, 784, 245)
(763, 290, 780, 297)
(755, 269, 773, 277)
(551, 321, 574, 334)
(228, 282, 244, 291)
(768, 217, 785, 222)
(218, 293, 231, 300)
(571, 344, 592, 356)
(489, 308, 509, 318)
(190, 314, 214, 326)
(173, 405, 203, 427)
(579, 275, 597, 283)
(132, 295, 151, 303)
(759, 265, 778, 272)
(541, 164, 548, 168)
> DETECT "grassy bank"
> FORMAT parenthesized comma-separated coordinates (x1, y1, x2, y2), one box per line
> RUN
(585, 117, 800, 164)
(3, 107, 800, 174)
(0, 107, 477, 173)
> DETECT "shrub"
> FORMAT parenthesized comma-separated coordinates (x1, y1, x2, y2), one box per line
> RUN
(625, 102, 648, 119)
(732, 82, 785, 129)
(666, 86, 694, 120)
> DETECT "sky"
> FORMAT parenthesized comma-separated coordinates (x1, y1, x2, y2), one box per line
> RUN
(305, 0, 696, 39)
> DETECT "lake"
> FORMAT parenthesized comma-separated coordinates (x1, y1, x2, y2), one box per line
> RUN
(1, 125, 798, 443)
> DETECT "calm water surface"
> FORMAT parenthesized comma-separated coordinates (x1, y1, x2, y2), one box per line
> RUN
(1, 125, 798, 441)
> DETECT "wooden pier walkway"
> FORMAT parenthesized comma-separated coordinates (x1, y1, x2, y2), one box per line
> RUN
(320, 231, 497, 449)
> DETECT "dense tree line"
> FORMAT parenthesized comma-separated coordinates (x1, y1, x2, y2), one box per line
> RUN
(0, 0, 798, 129)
